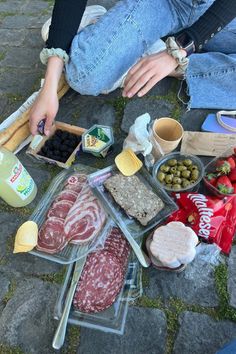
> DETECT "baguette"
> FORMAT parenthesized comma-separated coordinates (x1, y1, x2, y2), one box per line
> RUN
(3, 122, 30, 152)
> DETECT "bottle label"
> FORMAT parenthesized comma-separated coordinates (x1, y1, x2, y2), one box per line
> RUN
(6, 162, 35, 200)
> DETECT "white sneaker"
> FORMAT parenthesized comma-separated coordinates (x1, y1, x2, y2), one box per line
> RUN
(102, 39, 166, 94)
(41, 5, 107, 42)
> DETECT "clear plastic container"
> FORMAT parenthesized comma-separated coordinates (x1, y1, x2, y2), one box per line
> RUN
(29, 164, 110, 264)
(152, 152, 204, 193)
(82, 125, 114, 158)
(88, 165, 178, 239)
(54, 250, 142, 335)
(204, 146, 236, 198)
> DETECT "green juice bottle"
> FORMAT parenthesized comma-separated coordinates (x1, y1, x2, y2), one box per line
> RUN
(0, 147, 37, 207)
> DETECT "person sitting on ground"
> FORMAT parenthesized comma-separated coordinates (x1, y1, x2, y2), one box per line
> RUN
(29, 0, 236, 136)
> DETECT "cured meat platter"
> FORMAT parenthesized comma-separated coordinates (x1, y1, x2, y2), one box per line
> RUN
(29, 164, 110, 264)
(54, 244, 141, 335)
(88, 165, 178, 238)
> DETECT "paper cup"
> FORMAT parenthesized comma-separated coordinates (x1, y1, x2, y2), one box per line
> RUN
(152, 117, 184, 154)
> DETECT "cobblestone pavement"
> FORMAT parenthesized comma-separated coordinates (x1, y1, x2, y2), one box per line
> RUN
(0, 1, 236, 354)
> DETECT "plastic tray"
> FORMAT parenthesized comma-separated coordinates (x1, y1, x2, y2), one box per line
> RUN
(54, 250, 142, 335)
(88, 165, 178, 239)
(203, 145, 236, 198)
(29, 164, 110, 264)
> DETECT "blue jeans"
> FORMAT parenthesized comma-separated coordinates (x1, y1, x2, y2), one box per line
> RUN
(65, 0, 236, 110)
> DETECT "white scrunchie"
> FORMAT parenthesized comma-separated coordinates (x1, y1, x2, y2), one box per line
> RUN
(165, 36, 189, 75)
(40, 47, 69, 65)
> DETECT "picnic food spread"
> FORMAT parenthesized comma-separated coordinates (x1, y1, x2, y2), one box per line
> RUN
(1, 109, 236, 344)
(104, 173, 164, 226)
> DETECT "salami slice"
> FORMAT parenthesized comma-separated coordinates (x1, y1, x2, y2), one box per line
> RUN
(103, 227, 130, 266)
(54, 190, 78, 203)
(47, 200, 74, 219)
(64, 174, 87, 193)
(37, 217, 68, 254)
(73, 250, 124, 313)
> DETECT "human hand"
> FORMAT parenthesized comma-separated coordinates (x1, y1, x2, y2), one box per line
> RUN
(29, 87, 59, 136)
(122, 51, 178, 98)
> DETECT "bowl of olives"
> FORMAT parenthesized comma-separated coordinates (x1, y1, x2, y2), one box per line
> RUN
(152, 152, 204, 193)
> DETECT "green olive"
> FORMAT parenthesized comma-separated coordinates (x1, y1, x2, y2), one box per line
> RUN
(170, 166, 177, 173)
(157, 171, 166, 182)
(189, 180, 196, 184)
(182, 180, 190, 188)
(166, 183, 173, 189)
(172, 183, 181, 190)
(189, 164, 199, 171)
(191, 170, 199, 181)
(183, 159, 193, 166)
(177, 165, 187, 172)
(173, 177, 182, 184)
(167, 159, 178, 167)
(181, 170, 191, 178)
(173, 170, 181, 177)
(177, 160, 184, 166)
(165, 174, 173, 184)
(160, 164, 170, 173)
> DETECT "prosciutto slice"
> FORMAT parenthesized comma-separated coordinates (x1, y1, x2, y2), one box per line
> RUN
(37, 217, 69, 254)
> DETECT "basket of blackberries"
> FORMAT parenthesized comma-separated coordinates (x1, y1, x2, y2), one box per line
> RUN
(38, 129, 82, 164)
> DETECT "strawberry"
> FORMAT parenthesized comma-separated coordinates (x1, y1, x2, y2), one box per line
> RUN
(233, 183, 236, 194)
(205, 173, 217, 186)
(227, 156, 236, 169)
(216, 160, 231, 175)
(229, 168, 236, 182)
(216, 176, 234, 194)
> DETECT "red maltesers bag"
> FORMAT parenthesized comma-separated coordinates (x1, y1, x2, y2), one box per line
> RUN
(168, 193, 236, 254)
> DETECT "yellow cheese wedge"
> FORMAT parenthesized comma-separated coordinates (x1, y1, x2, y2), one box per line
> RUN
(115, 148, 143, 176)
(13, 221, 38, 253)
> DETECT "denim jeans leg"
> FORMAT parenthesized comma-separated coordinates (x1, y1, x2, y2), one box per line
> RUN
(66, 0, 213, 96)
(186, 18, 236, 109)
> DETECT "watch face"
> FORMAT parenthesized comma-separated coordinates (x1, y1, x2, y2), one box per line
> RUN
(176, 33, 192, 48)
(176, 33, 195, 55)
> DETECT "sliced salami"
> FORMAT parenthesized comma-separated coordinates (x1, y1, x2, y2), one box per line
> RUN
(47, 200, 74, 219)
(103, 227, 130, 266)
(64, 174, 87, 194)
(37, 217, 68, 254)
(54, 190, 78, 203)
(73, 250, 124, 313)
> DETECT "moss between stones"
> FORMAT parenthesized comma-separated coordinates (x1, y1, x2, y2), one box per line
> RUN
(36, 266, 67, 285)
(3, 279, 17, 305)
(0, 344, 24, 354)
(135, 261, 236, 354)
(6, 93, 24, 104)
(0, 52, 6, 62)
(62, 325, 80, 354)
(214, 263, 236, 322)
(106, 96, 128, 135)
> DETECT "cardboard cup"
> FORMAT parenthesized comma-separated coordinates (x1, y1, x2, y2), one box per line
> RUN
(152, 117, 184, 154)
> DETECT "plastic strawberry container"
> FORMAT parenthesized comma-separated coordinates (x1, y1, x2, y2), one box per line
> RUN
(203, 146, 236, 198)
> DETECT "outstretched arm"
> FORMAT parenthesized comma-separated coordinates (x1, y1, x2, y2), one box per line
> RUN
(29, 0, 87, 135)
(123, 0, 236, 98)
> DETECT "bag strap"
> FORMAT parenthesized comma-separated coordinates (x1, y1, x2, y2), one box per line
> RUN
(216, 110, 236, 132)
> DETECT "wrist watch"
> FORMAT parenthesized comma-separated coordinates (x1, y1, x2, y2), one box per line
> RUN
(175, 32, 195, 57)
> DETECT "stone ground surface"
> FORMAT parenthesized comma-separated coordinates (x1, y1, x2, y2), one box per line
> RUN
(0, 0, 236, 353)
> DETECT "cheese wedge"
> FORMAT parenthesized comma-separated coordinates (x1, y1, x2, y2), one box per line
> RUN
(149, 221, 198, 268)
(13, 221, 38, 253)
(115, 148, 143, 176)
